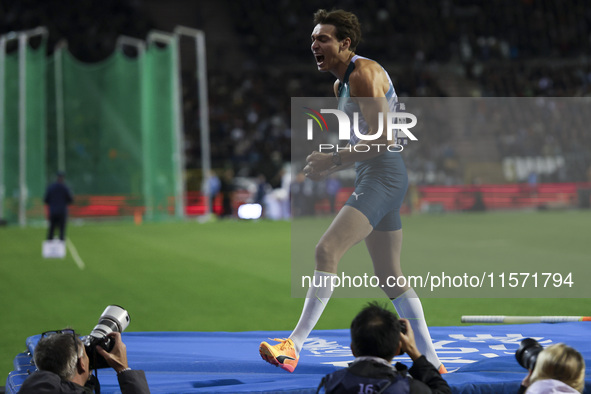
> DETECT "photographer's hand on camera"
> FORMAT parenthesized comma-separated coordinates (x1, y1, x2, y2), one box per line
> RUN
(519, 370, 532, 391)
(95, 332, 129, 373)
(94, 332, 151, 393)
(399, 318, 422, 361)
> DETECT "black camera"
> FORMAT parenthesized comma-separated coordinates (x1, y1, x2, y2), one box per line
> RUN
(399, 319, 407, 335)
(515, 338, 543, 370)
(83, 305, 130, 370)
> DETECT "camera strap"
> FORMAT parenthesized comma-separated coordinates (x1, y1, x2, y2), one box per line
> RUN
(85, 373, 100, 394)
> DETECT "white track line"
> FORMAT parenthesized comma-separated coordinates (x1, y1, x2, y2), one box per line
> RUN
(66, 238, 85, 270)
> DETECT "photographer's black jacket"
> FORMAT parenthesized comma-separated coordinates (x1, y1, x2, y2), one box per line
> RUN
(18, 369, 150, 394)
(317, 356, 451, 394)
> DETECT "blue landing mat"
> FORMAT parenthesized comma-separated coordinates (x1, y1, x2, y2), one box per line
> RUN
(7, 322, 591, 393)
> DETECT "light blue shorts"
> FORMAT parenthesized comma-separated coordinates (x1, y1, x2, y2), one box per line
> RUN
(344, 151, 408, 231)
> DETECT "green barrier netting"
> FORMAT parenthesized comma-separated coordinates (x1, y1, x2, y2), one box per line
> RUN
(54, 44, 180, 220)
(25, 44, 47, 222)
(1, 35, 181, 224)
(141, 43, 180, 220)
(57, 51, 143, 196)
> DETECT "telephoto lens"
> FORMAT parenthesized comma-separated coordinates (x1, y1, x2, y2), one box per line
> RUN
(515, 338, 543, 371)
(89, 305, 130, 339)
(83, 305, 130, 369)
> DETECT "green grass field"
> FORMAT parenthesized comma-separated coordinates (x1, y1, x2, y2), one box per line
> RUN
(1, 210, 590, 383)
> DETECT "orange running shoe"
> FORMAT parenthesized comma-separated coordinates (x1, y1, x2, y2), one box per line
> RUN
(259, 338, 299, 373)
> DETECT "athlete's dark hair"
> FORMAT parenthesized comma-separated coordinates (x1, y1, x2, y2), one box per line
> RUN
(313, 9, 361, 52)
(350, 302, 401, 361)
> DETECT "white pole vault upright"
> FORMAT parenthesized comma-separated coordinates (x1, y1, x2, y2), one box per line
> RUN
(462, 315, 591, 324)
(0, 27, 48, 226)
(18, 27, 48, 227)
(0, 32, 19, 221)
(174, 26, 212, 217)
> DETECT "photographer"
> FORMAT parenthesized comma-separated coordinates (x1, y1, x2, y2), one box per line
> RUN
(317, 302, 451, 393)
(19, 330, 150, 394)
(518, 343, 585, 394)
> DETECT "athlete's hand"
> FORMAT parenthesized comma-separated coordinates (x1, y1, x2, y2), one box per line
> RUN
(304, 151, 332, 180)
(303, 167, 326, 181)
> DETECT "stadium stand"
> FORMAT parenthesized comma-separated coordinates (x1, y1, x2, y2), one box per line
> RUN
(2, 0, 590, 189)
(3, 0, 589, 218)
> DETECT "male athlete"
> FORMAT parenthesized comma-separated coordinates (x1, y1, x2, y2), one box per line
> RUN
(259, 9, 445, 374)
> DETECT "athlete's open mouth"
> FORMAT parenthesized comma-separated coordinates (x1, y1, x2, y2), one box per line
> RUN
(315, 55, 325, 64)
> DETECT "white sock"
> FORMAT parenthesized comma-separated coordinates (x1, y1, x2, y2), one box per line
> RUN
(392, 288, 442, 369)
(289, 270, 336, 355)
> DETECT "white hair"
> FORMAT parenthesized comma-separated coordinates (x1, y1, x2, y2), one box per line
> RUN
(33, 334, 83, 380)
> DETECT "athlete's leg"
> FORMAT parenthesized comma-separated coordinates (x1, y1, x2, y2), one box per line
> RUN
(365, 229, 443, 370)
(315, 205, 374, 273)
(289, 205, 373, 352)
(365, 229, 407, 298)
(260, 206, 374, 371)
